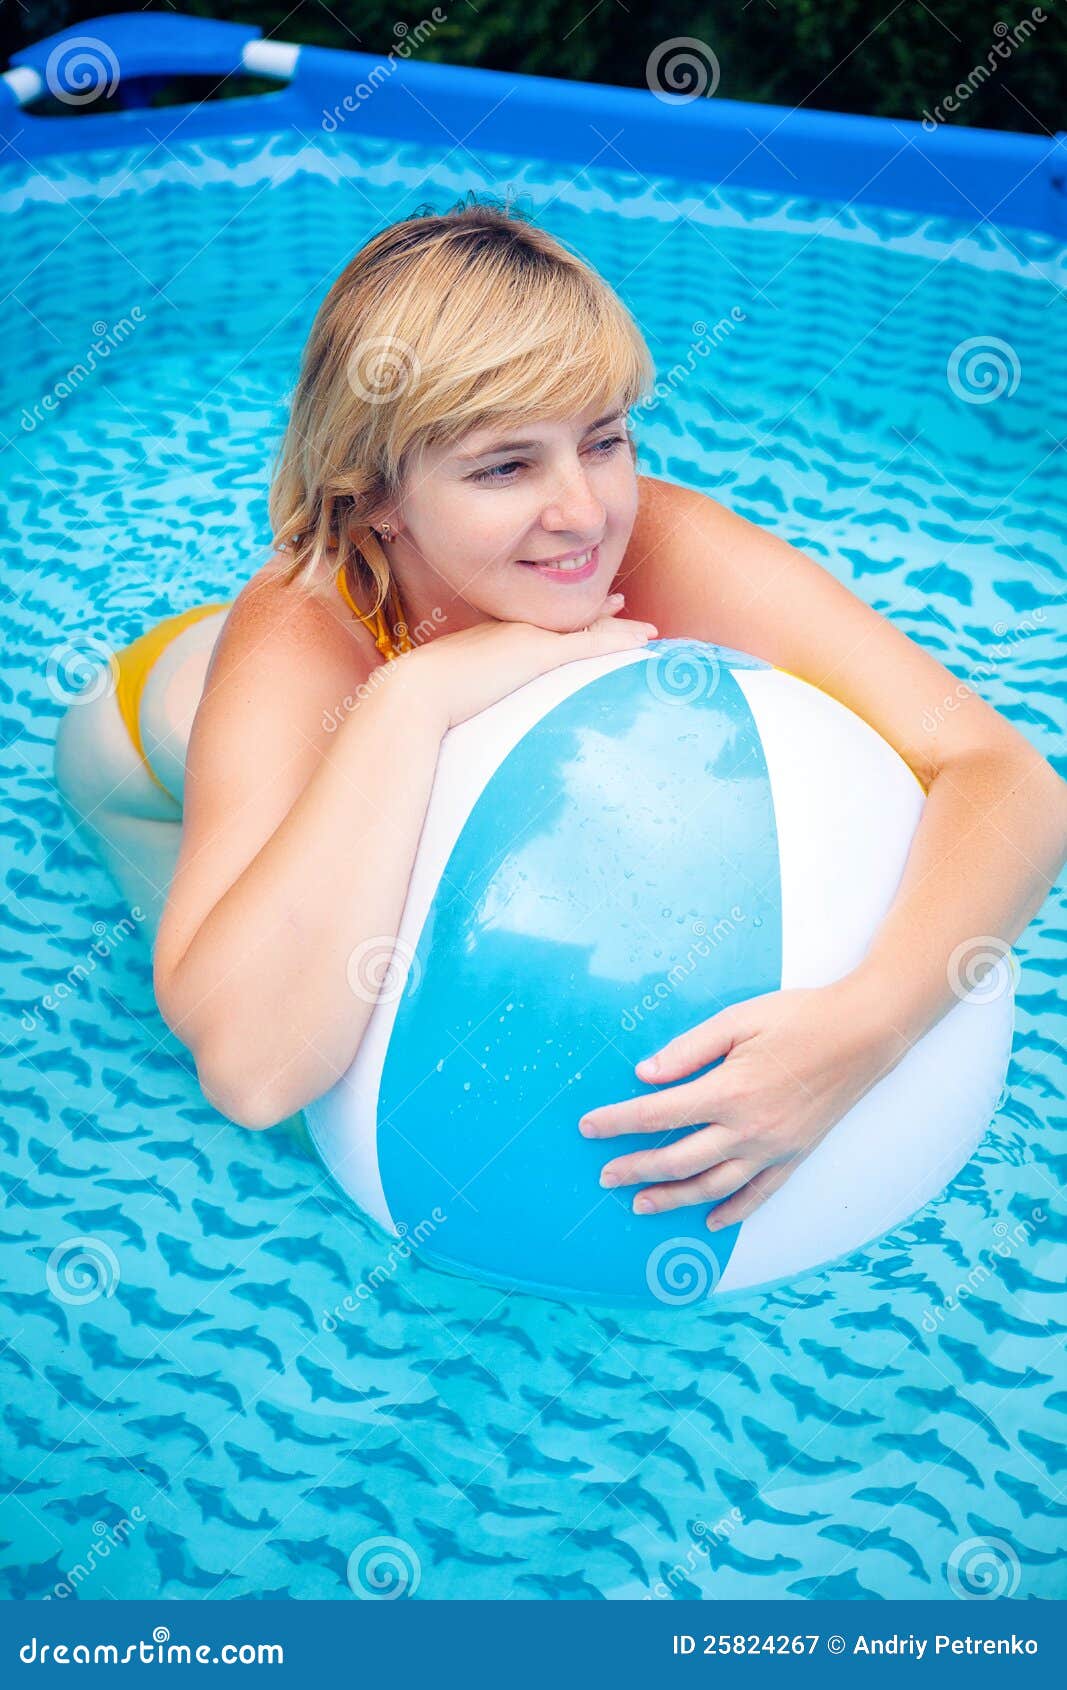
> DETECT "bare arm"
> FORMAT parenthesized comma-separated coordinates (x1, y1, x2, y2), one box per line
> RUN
(154, 580, 448, 1129)
(154, 574, 655, 1130)
(621, 476, 1067, 1051)
(575, 478, 1067, 1229)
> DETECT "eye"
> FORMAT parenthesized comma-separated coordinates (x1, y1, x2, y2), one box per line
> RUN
(470, 459, 524, 485)
(468, 433, 626, 486)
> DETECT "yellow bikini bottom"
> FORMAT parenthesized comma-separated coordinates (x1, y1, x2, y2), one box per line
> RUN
(112, 600, 232, 791)
(111, 563, 409, 792)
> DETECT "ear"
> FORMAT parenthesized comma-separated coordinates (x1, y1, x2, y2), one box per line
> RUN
(370, 501, 404, 541)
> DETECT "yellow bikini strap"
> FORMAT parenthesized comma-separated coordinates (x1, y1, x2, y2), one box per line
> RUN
(334, 563, 413, 661)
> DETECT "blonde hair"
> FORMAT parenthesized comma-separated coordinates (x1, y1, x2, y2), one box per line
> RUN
(270, 192, 655, 619)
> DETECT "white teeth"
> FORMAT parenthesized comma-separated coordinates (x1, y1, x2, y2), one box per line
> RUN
(529, 549, 593, 571)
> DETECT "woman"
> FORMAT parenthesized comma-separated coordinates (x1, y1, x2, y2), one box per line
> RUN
(54, 196, 1067, 1235)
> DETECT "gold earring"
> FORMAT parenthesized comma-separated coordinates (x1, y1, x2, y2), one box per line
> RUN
(379, 523, 394, 543)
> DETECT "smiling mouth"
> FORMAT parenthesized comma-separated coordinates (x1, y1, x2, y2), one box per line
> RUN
(518, 544, 599, 573)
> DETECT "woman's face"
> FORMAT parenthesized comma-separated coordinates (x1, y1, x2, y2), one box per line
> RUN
(384, 398, 639, 637)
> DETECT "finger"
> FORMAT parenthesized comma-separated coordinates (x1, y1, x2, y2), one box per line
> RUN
(580, 616, 657, 650)
(600, 1124, 737, 1189)
(632, 1158, 755, 1216)
(635, 1001, 748, 1083)
(579, 1073, 736, 1140)
(705, 1161, 796, 1231)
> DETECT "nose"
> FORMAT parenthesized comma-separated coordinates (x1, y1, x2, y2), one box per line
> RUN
(540, 461, 605, 540)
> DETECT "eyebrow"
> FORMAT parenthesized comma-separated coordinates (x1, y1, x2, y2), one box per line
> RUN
(455, 411, 625, 461)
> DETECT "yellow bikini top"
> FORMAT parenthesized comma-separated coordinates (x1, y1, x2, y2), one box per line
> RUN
(334, 562, 413, 662)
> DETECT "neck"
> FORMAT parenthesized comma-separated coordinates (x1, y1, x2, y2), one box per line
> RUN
(389, 550, 496, 650)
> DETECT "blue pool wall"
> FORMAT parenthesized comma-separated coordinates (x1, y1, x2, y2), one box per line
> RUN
(3, 11, 1065, 237)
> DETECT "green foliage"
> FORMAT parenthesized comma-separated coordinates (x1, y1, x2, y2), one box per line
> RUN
(5, 0, 1063, 134)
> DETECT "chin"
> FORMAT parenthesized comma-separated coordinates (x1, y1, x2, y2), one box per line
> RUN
(492, 569, 616, 632)
(524, 603, 597, 634)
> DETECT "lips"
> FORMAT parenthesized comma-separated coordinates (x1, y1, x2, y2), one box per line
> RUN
(517, 543, 600, 582)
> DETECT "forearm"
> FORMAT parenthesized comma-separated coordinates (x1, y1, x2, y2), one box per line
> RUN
(844, 745, 1067, 1058)
(166, 665, 446, 1127)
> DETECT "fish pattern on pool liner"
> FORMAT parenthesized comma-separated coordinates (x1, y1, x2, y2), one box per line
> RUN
(1, 126, 1065, 1600)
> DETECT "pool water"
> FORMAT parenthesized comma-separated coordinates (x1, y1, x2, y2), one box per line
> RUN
(1, 127, 1065, 1601)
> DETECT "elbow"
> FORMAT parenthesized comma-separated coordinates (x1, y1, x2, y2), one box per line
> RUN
(1007, 751, 1067, 878)
(1016, 749, 1067, 848)
(223, 1101, 284, 1133)
(154, 963, 290, 1130)
(1049, 765, 1067, 861)
(196, 1057, 288, 1132)
(152, 953, 182, 1038)
(936, 741, 1067, 823)
(165, 1018, 289, 1133)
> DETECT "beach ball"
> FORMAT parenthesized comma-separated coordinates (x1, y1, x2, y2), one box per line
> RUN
(304, 640, 1015, 1306)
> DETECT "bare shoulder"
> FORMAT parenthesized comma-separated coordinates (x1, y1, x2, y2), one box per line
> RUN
(613, 475, 728, 623)
(205, 554, 379, 695)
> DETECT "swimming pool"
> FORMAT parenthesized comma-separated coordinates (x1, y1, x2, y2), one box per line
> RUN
(2, 15, 1065, 1603)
